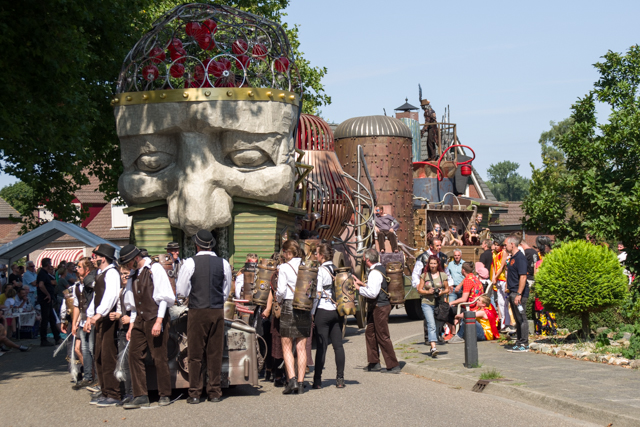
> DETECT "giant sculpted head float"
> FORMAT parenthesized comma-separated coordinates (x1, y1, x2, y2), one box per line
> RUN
(113, 4, 301, 236)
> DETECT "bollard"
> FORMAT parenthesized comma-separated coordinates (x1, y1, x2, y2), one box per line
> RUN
(464, 310, 478, 368)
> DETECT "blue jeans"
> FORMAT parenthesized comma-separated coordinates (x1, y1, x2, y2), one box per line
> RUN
(457, 320, 486, 341)
(421, 303, 438, 343)
(79, 327, 95, 382)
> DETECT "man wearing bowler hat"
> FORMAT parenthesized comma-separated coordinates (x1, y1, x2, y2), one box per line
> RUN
(176, 230, 232, 404)
(84, 244, 122, 407)
(119, 244, 175, 409)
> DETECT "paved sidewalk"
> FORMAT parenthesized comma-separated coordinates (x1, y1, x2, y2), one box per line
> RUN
(395, 334, 640, 427)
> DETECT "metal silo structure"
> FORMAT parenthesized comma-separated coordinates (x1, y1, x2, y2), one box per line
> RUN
(334, 116, 414, 249)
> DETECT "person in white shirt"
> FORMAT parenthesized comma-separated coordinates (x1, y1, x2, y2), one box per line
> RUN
(176, 230, 231, 405)
(70, 257, 97, 391)
(118, 244, 175, 409)
(311, 242, 345, 389)
(84, 244, 122, 407)
(275, 239, 309, 395)
(353, 249, 401, 374)
(22, 261, 38, 306)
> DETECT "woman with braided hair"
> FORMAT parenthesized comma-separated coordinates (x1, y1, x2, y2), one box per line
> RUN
(311, 242, 345, 389)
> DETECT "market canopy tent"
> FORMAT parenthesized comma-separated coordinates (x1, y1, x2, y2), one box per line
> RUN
(0, 220, 120, 264)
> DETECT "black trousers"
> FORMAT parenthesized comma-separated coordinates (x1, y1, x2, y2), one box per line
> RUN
(129, 316, 171, 397)
(38, 299, 61, 342)
(187, 308, 224, 399)
(377, 230, 398, 252)
(314, 308, 345, 381)
(95, 317, 120, 399)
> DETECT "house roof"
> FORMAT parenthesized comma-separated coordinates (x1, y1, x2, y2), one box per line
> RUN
(54, 203, 129, 243)
(0, 197, 20, 218)
(394, 98, 418, 111)
(497, 201, 526, 226)
(472, 166, 498, 202)
(0, 220, 120, 264)
(74, 173, 107, 204)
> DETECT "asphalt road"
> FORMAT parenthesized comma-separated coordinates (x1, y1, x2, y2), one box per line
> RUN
(0, 308, 598, 427)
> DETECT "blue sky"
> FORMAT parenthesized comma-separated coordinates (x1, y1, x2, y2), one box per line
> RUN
(0, 1, 636, 189)
(283, 0, 639, 179)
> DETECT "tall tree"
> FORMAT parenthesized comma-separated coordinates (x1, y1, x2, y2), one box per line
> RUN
(486, 161, 530, 201)
(522, 45, 640, 318)
(0, 0, 330, 230)
(522, 118, 581, 238)
(0, 182, 34, 217)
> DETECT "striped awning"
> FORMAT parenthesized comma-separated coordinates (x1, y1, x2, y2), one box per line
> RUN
(34, 248, 85, 269)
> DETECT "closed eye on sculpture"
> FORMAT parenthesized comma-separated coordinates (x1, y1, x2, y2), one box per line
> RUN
(227, 149, 271, 168)
(135, 152, 174, 173)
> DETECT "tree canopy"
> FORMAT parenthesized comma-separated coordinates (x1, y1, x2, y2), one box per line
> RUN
(0, 182, 34, 217)
(485, 160, 530, 201)
(0, 0, 330, 230)
(536, 240, 628, 336)
(522, 45, 640, 318)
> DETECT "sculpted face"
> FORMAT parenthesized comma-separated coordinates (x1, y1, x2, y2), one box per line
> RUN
(116, 100, 298, 235)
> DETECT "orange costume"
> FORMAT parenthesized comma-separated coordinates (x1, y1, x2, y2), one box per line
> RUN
(477, 304, 500, 340)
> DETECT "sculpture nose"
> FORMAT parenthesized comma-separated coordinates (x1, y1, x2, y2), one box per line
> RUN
(167, 174, 233, 237)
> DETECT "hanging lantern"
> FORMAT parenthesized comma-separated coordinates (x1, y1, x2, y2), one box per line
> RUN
(460, 164, 472, 176)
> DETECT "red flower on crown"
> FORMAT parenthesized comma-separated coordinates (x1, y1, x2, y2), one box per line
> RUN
(208, 58, 236, 88)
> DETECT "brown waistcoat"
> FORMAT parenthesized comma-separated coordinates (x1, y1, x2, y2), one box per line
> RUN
(132, 266, 158, 322)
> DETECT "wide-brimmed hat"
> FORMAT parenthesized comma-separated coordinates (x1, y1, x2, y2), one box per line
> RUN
(165, 241, 180, 251)
(193, 229, 215, 249)
(93, 244, 116, 260)
(119, 244, 141, 265)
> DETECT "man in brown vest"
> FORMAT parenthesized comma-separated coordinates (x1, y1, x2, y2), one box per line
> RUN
(176, 230, 231, 404)
(118, 244, 175, 409)
(353, 248, 401, 374)
(84, 244, 122, 407)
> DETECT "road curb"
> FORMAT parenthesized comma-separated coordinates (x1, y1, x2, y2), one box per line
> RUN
(394, 334, 640, 427)
(400, 350, 640, 427)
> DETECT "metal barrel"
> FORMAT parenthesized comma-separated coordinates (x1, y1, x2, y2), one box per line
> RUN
(253, 258, 277, 307)
(292, 264, 319, 311)
(334, 267, 356, 316)
(386, 261, 405, 304)
(242, 262, 258, 303)
(224, 301, 236, 320)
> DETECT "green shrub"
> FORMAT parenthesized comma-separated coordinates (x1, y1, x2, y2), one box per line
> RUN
(536, 240, 628, 336)
(621, 324, 640, 360)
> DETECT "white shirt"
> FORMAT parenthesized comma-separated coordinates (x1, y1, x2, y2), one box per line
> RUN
(72, 282, 88, 327)
(313, 262, 336, 314)
(87, 264, 120, 318)
(124, 257, 176, 322)
(176, 251, 232, 301)
(358, 263, 384, 299)
(276, 258, 301, 302)
(234, 273, 244, 299)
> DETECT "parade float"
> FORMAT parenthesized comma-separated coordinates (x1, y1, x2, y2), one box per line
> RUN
(112, 3, 372, 389)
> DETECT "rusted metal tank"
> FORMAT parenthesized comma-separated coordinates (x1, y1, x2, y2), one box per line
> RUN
(297, 114, 354, 241)
(253, 258, 277, 307)
(224, 301, 236, 319)
(242, 262, 257, 303)
(152, 253, 177, 294)
(334, 115, 414, 248)
(385, 261, 405, 304)
(292, 263, 319, 311)
(334, 267, 357, 316)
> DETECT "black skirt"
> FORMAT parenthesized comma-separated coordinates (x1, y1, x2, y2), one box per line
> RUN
(279, 299, 311, 339)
